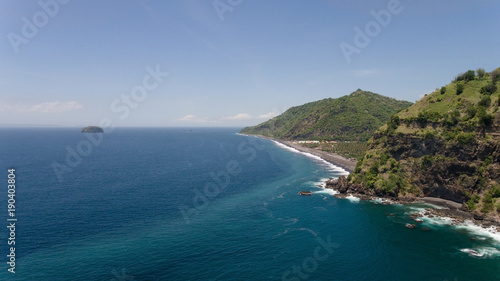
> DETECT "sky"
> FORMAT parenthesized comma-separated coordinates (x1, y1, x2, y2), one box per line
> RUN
(1, 0, 499, 127)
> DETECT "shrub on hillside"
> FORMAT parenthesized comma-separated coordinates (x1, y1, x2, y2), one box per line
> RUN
(456, 83, 464, 95)
(477, 68, 486, 79)
(465, 105, 477, 120)
(455, 70, 476, 82)
(478, 95, 492, 107)
(481, 193, 494, 213)
(456, 132, 475, 145)
(480, 83, 497, 95)
(467, 194, 480, 210)
(476, 106, 494, 127)
(491, 68, 500, 82)
(444, 110, 460, 127)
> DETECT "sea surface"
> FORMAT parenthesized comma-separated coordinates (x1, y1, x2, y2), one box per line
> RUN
(0, 127, 499, 281)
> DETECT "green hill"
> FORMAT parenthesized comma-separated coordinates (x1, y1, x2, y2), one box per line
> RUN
(348, 67, 500, 218)
(240, 90, 412, 142)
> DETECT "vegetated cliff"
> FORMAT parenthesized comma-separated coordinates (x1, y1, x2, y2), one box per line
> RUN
(347, 68, 500, 219)
(240, 90, 412, 142)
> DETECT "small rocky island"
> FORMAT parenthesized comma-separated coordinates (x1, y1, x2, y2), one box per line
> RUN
(81, 126, 104, 133)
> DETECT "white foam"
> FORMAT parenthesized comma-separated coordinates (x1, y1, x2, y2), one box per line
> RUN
(460, 247, 500, 258)
(414, 212, 500, 244)
(313, 189, 338, 196)
(370, 198, 397, 205)
(346, 195, 361, 203)
(271, 140, 349, 175)
(307, 178, 330, 188)
(278, 218, 298, 225)
(453, 220, 500, 243)
(272, 140, 302, 153)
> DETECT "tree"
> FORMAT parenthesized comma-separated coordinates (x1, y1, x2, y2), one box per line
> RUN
(477, 106, 494, 127)
(465, 105, 477, 120)
(491, 68, 500, 82)
(463, 70, 476, 82)
(455, 70, 476, 82)
(476, 68, 486, 79)
(456, 83, 464, 95)
(480, 83, 497, 95)
(478, 95, 491, 107)
(440, 86, 446, 95)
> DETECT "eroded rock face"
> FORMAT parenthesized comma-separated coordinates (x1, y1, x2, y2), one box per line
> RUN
(325, 176, 371, 196)
(384, 133, 499, 203)
(326, 176, 350, 193)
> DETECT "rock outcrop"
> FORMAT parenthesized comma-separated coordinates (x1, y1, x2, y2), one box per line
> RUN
(81, 126, 104, 133)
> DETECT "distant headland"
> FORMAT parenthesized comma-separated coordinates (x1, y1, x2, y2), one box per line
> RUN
(81, 126, 104, 133)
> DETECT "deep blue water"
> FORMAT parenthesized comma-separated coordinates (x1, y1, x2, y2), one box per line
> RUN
(0, 128, 499, 281)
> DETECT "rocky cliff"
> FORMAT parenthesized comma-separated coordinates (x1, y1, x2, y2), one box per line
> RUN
(340, 68, 500, 220)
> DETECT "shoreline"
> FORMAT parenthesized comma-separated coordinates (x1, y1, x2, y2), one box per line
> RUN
(325, 177, 500, 228)
(241, 133, 500, 230)
(241, 134, 357, 173)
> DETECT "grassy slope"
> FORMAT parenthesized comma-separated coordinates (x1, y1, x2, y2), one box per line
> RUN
(349, 68, 500, 217)
(241, 89, 412, 142)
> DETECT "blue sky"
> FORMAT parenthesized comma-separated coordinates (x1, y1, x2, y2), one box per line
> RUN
(1, 0, 499, 127)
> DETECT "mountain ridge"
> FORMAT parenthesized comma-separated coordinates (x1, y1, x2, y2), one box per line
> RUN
(240, 89, 412, 142)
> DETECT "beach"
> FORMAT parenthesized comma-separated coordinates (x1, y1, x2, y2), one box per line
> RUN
(279, 140, 357, 173)
(241, 134, 357, 173)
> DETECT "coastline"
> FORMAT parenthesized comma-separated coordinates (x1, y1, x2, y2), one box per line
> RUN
(240, 133, 500, 231)
(325, 176, 500, 228)
(240, 134, 357, 173)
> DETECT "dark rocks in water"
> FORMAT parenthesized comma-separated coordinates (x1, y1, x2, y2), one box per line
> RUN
(81, 126, 104, 133)
(384, 212, 395, 217)
(422, 227, 430, 231)
(325, 176, 350, 193)
(473, 213, 484, 221)
(405, 223, 417, 229)
(410, 213, 423, 219)
(325, 175, 371, 195)
(298, 191, 312, 196)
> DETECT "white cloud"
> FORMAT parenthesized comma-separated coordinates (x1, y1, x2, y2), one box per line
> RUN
(27, 101, 82, 113)
(258, 112, 277, 119)
(0, 101, 82, 113)
(178, 114, 197, 121)
(176, 114, 211, 123)
(0, 102, 11, 112)
(223, 113, 253, 120)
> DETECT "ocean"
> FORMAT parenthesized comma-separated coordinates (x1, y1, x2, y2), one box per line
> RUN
(0, 127, 499, 281)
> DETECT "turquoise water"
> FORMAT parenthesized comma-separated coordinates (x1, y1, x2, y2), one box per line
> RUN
(0, 128, 499, 280)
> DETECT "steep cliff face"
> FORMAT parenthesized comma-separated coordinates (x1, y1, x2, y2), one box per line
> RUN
(348, 68, 500, 219)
